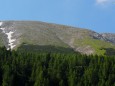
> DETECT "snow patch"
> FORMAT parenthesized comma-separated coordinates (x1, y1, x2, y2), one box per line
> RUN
(6, 31, 16, 50)
(0, 22, 16, 50)
(0, 22, 3, 26)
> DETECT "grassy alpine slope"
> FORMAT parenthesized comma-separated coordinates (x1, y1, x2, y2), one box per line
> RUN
(0, 21, 115, 55)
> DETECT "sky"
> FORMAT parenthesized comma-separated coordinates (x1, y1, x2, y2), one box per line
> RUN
(0, 0, 115, 33)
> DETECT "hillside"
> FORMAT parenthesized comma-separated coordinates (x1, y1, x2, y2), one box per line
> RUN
(0, 21, 115, 55)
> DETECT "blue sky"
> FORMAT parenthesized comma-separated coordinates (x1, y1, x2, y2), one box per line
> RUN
(0, 0, 115, 33)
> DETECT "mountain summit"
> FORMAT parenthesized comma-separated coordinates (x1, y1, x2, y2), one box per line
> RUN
(0, 21, 115, 55)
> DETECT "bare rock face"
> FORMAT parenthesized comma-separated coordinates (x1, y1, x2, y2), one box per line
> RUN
(101, 33, 115, 44)
(89, 31, 106, 41)
(90, 31, 115, 44)
(75, 46, 94, 55)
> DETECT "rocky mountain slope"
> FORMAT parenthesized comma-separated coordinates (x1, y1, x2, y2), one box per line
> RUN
(0, 21, 115, 55)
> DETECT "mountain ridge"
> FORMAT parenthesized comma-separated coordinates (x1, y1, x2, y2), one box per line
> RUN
(0, 21, 115, 55)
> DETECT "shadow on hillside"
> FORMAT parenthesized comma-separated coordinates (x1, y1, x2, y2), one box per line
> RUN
(102, 48, 115, 56)
(17, 44, 76, 53)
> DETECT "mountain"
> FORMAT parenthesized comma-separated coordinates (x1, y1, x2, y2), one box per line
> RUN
(101, 33, 115, 44)
(0, 21, 115, 55)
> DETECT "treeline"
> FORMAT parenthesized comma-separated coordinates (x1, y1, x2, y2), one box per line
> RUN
(0, 47, 114, 86)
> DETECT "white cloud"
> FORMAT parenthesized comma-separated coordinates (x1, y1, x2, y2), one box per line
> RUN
(96, 0, 115, 5)
(96, 0, 109, 4)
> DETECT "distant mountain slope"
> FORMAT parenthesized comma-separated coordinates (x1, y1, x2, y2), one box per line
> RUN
(0, 21, 115, 55)
(101, 33, 115, 44)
